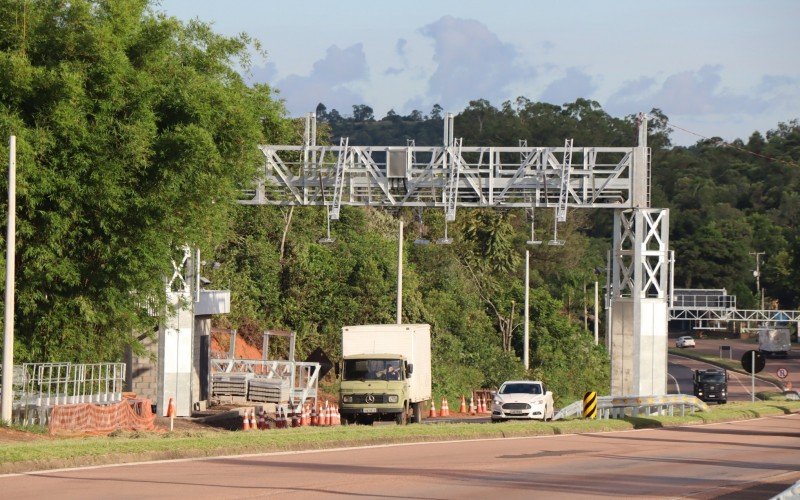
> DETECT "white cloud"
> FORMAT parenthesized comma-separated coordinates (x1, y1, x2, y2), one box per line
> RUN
(540, 68, 597, 105)
(273, 44, 369, 116)
(246, 62, 278, 86)
(607, 65, 769, 116)
(418, 16, 534, 110)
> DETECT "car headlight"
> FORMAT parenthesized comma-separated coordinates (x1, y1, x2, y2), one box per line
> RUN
(342, 395, 353, 403)
(388, 395, 399, 403)
(698, 391, 703, 395)
(493, 398, 502, 406)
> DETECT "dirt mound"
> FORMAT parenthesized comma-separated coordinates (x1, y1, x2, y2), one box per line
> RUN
(210, 330, 263, 359)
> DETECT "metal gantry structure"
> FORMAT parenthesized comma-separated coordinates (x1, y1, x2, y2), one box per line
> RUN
(244, 112, 670, 397)
(244, 113, 651, 218)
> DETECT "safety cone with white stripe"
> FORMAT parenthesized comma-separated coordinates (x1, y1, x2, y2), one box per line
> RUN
(429, 398, 437, 418)
(258, 408, 266, 430)
(249, 409, 257, 430)
(323, 401, 331, 426)
(242, 410, 250, 431)
(459, 395, 466, 414)
(276, 406, 287, 429)
(441, 397, 450, 417)
(311, 404, 319, 426)
(469, 395, 476, 415)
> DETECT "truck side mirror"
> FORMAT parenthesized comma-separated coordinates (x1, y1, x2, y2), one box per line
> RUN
(407, 363, 413, 376)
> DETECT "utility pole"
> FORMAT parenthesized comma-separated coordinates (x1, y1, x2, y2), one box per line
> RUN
(524, 250, 530, 370)
(2, 136, 17, 424)
(750, 251, 765, 309)
(396, 220, 403, 324)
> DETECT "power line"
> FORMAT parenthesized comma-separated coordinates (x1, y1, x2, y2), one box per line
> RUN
(666, 120, 800, 169)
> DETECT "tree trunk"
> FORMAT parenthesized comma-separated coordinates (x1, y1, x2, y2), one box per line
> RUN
(280, 206, 294, 262)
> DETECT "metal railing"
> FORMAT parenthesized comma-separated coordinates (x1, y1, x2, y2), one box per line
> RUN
(554, 394, 709, 421)
(210, 359, 320, 407)
(10, 362, 126, 424)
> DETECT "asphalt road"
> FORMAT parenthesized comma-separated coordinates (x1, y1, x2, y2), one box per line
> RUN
(2, 413, 799, 499)
(668, 355, 778, 402)
(685, 337, 799, 390)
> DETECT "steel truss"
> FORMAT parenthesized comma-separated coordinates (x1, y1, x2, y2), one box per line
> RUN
(243, 116, 651, 218)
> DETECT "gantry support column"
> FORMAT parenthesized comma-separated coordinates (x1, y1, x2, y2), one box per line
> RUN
(610, 208, 670, 396)
(157, 247, 196, 417)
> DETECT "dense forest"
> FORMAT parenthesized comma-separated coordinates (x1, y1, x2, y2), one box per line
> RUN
(0, 1, 798, 403)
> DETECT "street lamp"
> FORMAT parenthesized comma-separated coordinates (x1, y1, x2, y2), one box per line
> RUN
(750, 251, 765, 310)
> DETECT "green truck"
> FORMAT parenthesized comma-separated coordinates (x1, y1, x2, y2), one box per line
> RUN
(338, 324, 431, 425)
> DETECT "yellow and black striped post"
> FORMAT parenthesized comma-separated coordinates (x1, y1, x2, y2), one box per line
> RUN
(583, 391, 597, 419)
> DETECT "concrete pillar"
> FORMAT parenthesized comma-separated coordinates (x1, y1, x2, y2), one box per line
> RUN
(158, 290, 194, 416)
(157, 247, 195, 417)
(610, 208, 670, 396)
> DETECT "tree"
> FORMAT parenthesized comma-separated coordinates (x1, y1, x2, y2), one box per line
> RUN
(0, 0, 289, 361)
(351, 104, 374, 122)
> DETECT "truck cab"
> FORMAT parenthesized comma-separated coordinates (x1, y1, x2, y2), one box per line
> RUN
(693, 368, 728, 404)
(338, 324, 431, 426)
(339, 354, 412, 425)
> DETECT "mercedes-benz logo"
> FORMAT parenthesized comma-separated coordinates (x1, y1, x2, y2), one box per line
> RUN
(365, 394, 375, 403)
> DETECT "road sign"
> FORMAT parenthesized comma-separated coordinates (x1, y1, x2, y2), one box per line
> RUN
(776, 368, 789, 379)
(583, 391, 597, 419)
(741, 350, 765, 374)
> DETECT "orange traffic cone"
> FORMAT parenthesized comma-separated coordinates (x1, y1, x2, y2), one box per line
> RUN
(459, 395, 467, 414)
(249, 409, 257, 430)
(311, 404, 319, 426)
(480, 396, 487, 413)
(258, 408, 266, 430)
(469, 395, 476, 415)
(242, 410, 250, 431)
(323, 401, 331, 426)
(166, 397, 176, 431)
(429, 398, 437, 418)
(441, 397, 449, 417)
(276, 406, 286, 429)
(332, 404, 340, 426)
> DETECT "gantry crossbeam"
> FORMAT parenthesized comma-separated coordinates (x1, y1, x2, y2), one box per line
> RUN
(243, 143, 650, 212)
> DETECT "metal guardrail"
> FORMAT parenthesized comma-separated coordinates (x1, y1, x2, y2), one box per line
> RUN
(554, 394, 709, 421)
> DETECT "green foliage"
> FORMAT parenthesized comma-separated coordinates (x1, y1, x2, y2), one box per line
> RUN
(0, 0, 286, 361)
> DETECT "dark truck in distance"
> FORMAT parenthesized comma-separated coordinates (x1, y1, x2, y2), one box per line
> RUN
(693, 368, 728, 404)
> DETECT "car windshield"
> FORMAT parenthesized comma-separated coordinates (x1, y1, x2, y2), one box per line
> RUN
(698, 372, 726, 383)
(499, 383, 542, 395)
(343, 359, 403, 381)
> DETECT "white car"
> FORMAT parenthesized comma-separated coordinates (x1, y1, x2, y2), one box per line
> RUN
(491, 380, 554, 422)
(676, 336, 696, 348)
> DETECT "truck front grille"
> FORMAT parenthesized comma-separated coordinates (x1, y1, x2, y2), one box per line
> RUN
(351, 394, 390, 404)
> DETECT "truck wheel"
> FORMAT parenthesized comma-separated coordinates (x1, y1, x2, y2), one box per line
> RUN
(395, 407, 408, 425)
(411, 402, 422, 424)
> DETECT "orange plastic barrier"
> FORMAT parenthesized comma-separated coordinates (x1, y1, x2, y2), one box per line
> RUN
(48, 399, 156, 436)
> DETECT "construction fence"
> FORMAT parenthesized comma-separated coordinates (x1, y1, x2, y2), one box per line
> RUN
(2, 362, 126, 425)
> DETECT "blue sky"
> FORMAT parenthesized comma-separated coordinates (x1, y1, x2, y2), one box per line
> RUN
(157, 0, 799, 146)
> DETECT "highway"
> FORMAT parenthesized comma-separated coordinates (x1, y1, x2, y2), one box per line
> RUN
(667, 356, 778, 402)
(2, 413, 799, 499)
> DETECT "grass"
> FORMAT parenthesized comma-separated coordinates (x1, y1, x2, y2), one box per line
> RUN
(1, 400, 798, 474)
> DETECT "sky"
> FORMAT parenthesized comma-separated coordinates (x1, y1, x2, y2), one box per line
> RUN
(157, 0, 800, 146)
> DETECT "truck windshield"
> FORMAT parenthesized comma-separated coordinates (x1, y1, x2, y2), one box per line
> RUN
(343, 359, 403, 381)
(698, 373, 726, 384)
